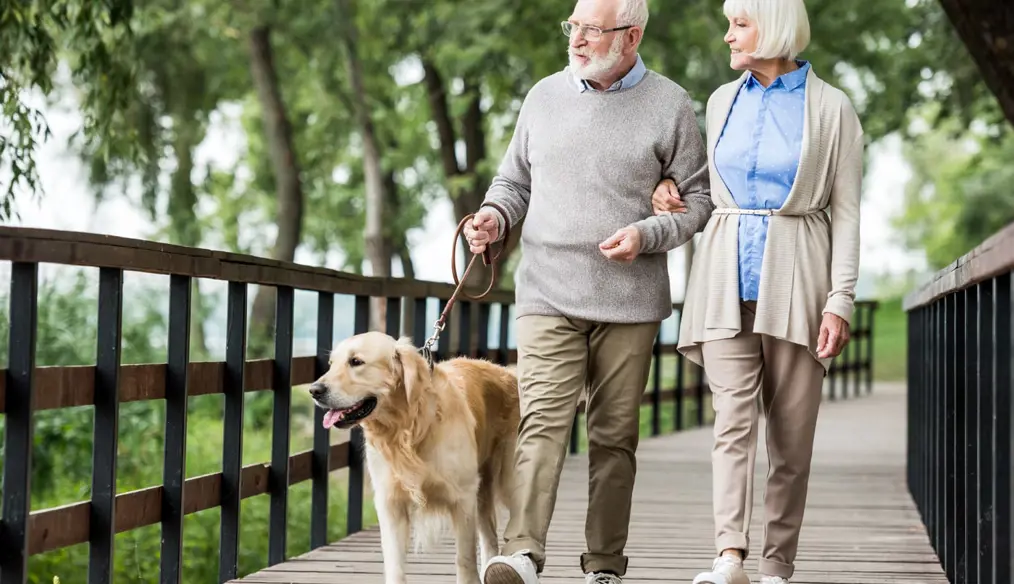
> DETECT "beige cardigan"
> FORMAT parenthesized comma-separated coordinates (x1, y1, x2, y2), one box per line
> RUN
(677, 66, 864, 372)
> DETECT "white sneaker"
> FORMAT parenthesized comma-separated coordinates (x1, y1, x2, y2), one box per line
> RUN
(481, 550, 540, 584)
(760, 577, 788, 584)
(585, 573, 622, 584)
(692, 555, 751, 584)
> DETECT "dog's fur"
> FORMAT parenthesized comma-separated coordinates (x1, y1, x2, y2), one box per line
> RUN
(309, 331, 520, 584)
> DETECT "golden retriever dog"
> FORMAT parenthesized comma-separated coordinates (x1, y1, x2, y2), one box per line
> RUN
(308, 331, 520, 584)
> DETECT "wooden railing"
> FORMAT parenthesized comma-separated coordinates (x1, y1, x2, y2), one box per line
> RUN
(903, 221, 1014, 584)
(0, 226, 877, 583)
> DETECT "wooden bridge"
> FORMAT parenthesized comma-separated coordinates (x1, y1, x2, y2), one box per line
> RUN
(0, 223, 1011, 584)
(229, 382, 944, 584)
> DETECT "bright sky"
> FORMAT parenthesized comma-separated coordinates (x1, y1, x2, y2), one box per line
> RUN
(7, 71, 928, 302)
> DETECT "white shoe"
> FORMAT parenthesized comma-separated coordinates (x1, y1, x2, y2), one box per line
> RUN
(692, 555, 751, 584)
(585, 573, 622, 584)
(481, 550, 540, 584)
(760, 577, 788, 584)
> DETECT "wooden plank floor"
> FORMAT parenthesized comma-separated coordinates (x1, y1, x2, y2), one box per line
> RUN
(232, 383, 947, 583)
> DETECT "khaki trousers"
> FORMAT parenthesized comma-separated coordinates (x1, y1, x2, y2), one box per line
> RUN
(502, 314, 660, 576)
(701, 301, 825, 580)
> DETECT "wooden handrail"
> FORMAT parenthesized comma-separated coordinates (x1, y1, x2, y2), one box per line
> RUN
(903, 221, 1014, 311)
(0, 226, 516, 304)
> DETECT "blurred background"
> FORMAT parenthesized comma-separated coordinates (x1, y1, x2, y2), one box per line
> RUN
(0, 0, 1011, 580)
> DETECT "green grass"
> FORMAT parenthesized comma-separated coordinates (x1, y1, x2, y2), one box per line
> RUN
(870, 297, 907, 381)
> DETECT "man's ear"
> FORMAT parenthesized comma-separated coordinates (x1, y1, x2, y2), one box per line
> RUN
(626, 26, 643, 51)
(394, 337, 426, 402)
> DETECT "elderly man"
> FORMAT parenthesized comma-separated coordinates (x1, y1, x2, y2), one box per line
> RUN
(464, 0, 713, 583)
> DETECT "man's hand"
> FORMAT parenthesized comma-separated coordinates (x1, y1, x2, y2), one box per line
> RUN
(816, 312, 851, 359)
(652, 178, 687, 215)
(463, 208, 500, 254)
(599, 226, 642, 263)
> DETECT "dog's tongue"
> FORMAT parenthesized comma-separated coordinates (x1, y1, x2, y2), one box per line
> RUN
(323, 409, 343, 429)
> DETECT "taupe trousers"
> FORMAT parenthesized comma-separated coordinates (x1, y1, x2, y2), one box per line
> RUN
(701, 301, 825, 580)
(502, 314, 660, 576)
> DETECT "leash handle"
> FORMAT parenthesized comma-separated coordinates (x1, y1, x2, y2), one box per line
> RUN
(422, 210, 509, 359)
(450, 211, 508, 299)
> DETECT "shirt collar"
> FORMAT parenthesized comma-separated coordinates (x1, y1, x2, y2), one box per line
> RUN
(746, 59, 810, 90)
(571, 53, 647, 92)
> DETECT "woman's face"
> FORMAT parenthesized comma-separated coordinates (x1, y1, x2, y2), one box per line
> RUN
(724, 14, 759, 71)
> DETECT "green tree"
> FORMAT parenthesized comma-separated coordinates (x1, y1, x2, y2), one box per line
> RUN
(894, 108, 1014, 269)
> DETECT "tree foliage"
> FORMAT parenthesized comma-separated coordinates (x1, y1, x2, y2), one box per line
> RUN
(893, 108, 1014, 269)
(0, 0, 135, 221)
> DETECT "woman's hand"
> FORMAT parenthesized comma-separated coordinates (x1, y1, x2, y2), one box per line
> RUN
(652, 178, 687, 215)
(816, 312, 850, 359)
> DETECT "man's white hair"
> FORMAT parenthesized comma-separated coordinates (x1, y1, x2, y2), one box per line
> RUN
(723, 0, 810, 60)
(616, 0, 649, 29)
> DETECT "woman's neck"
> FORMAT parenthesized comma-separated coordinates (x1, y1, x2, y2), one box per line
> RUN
(749, 58, 799, 88)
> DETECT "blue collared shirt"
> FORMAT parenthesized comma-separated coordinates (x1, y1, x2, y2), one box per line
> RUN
(570, 53, 647, 92)
(714, 60, 810, 301)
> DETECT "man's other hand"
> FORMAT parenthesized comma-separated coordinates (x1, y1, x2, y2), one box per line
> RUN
(599, 226, 643, 263)
(463, 208, 500, 254)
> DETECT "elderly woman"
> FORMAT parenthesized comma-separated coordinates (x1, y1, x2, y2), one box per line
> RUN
(652, 1, 863, 583)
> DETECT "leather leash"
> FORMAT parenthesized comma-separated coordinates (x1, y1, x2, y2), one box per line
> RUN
(420, 210, 510, 368)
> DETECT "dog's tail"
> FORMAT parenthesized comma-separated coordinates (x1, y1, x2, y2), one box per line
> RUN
(411, 508, 451, 554)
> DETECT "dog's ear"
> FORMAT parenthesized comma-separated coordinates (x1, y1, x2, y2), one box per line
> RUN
(393, 337, 426, 402)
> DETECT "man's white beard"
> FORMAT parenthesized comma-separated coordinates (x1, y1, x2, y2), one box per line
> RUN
(568, 35, 624, 82)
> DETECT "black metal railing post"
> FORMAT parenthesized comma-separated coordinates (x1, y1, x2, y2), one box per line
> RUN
(458, 300, 471, 357)
(437, 298, 452, 362)
(993, 273, 1012, 584)
(161, 274, 192, 583)
(0, 261, 38, 583)
(311, 291, 335, 550)
(964, 287, 979, 584)
(651, 332, 662, 437)
(570, 413, 581, 455)
(866, 302, 875, 393)
(976, 280, 994, 583)
(89, 267, 123, 584)
(695, 366, 705, 427)
(477, 303, 491, 360)
(674, 346, 685, 432)
(498, 303, 511, 366)
(268, 286, 295, 566)
(346, 295, 370, 536)
(219, 281, 247, 582)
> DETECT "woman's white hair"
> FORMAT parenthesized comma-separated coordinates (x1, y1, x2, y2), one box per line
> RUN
(723, 0, 810, 60)
(616, 0, 649, 29)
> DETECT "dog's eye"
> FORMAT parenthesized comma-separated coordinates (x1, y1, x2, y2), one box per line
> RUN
(348, 356, 364, 367)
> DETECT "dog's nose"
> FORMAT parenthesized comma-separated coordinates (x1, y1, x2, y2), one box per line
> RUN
(309, 382, 327, 398)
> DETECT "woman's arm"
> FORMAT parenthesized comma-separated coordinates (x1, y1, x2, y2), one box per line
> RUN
(817, 129, 864, 359)
(823, 132, 864, 322)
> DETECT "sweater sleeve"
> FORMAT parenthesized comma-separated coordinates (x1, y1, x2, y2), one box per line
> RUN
(632, 96, 714, 254)
(822, 131, 864, 322)
(481, 94, 533, 242)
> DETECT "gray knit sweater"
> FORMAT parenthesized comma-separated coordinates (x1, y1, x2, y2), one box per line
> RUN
(482, 68, 714, 324)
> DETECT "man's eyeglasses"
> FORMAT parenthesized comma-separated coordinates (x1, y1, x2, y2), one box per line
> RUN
(560, 21, 633, 41)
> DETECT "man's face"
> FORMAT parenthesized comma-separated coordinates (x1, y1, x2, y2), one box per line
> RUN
(566, 0, 630, 82)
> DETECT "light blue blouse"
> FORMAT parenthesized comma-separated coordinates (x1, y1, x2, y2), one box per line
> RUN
(714, 61, 810, 301)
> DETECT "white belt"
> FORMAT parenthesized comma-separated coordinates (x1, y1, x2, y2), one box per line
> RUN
(713, 207, 777, 216)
